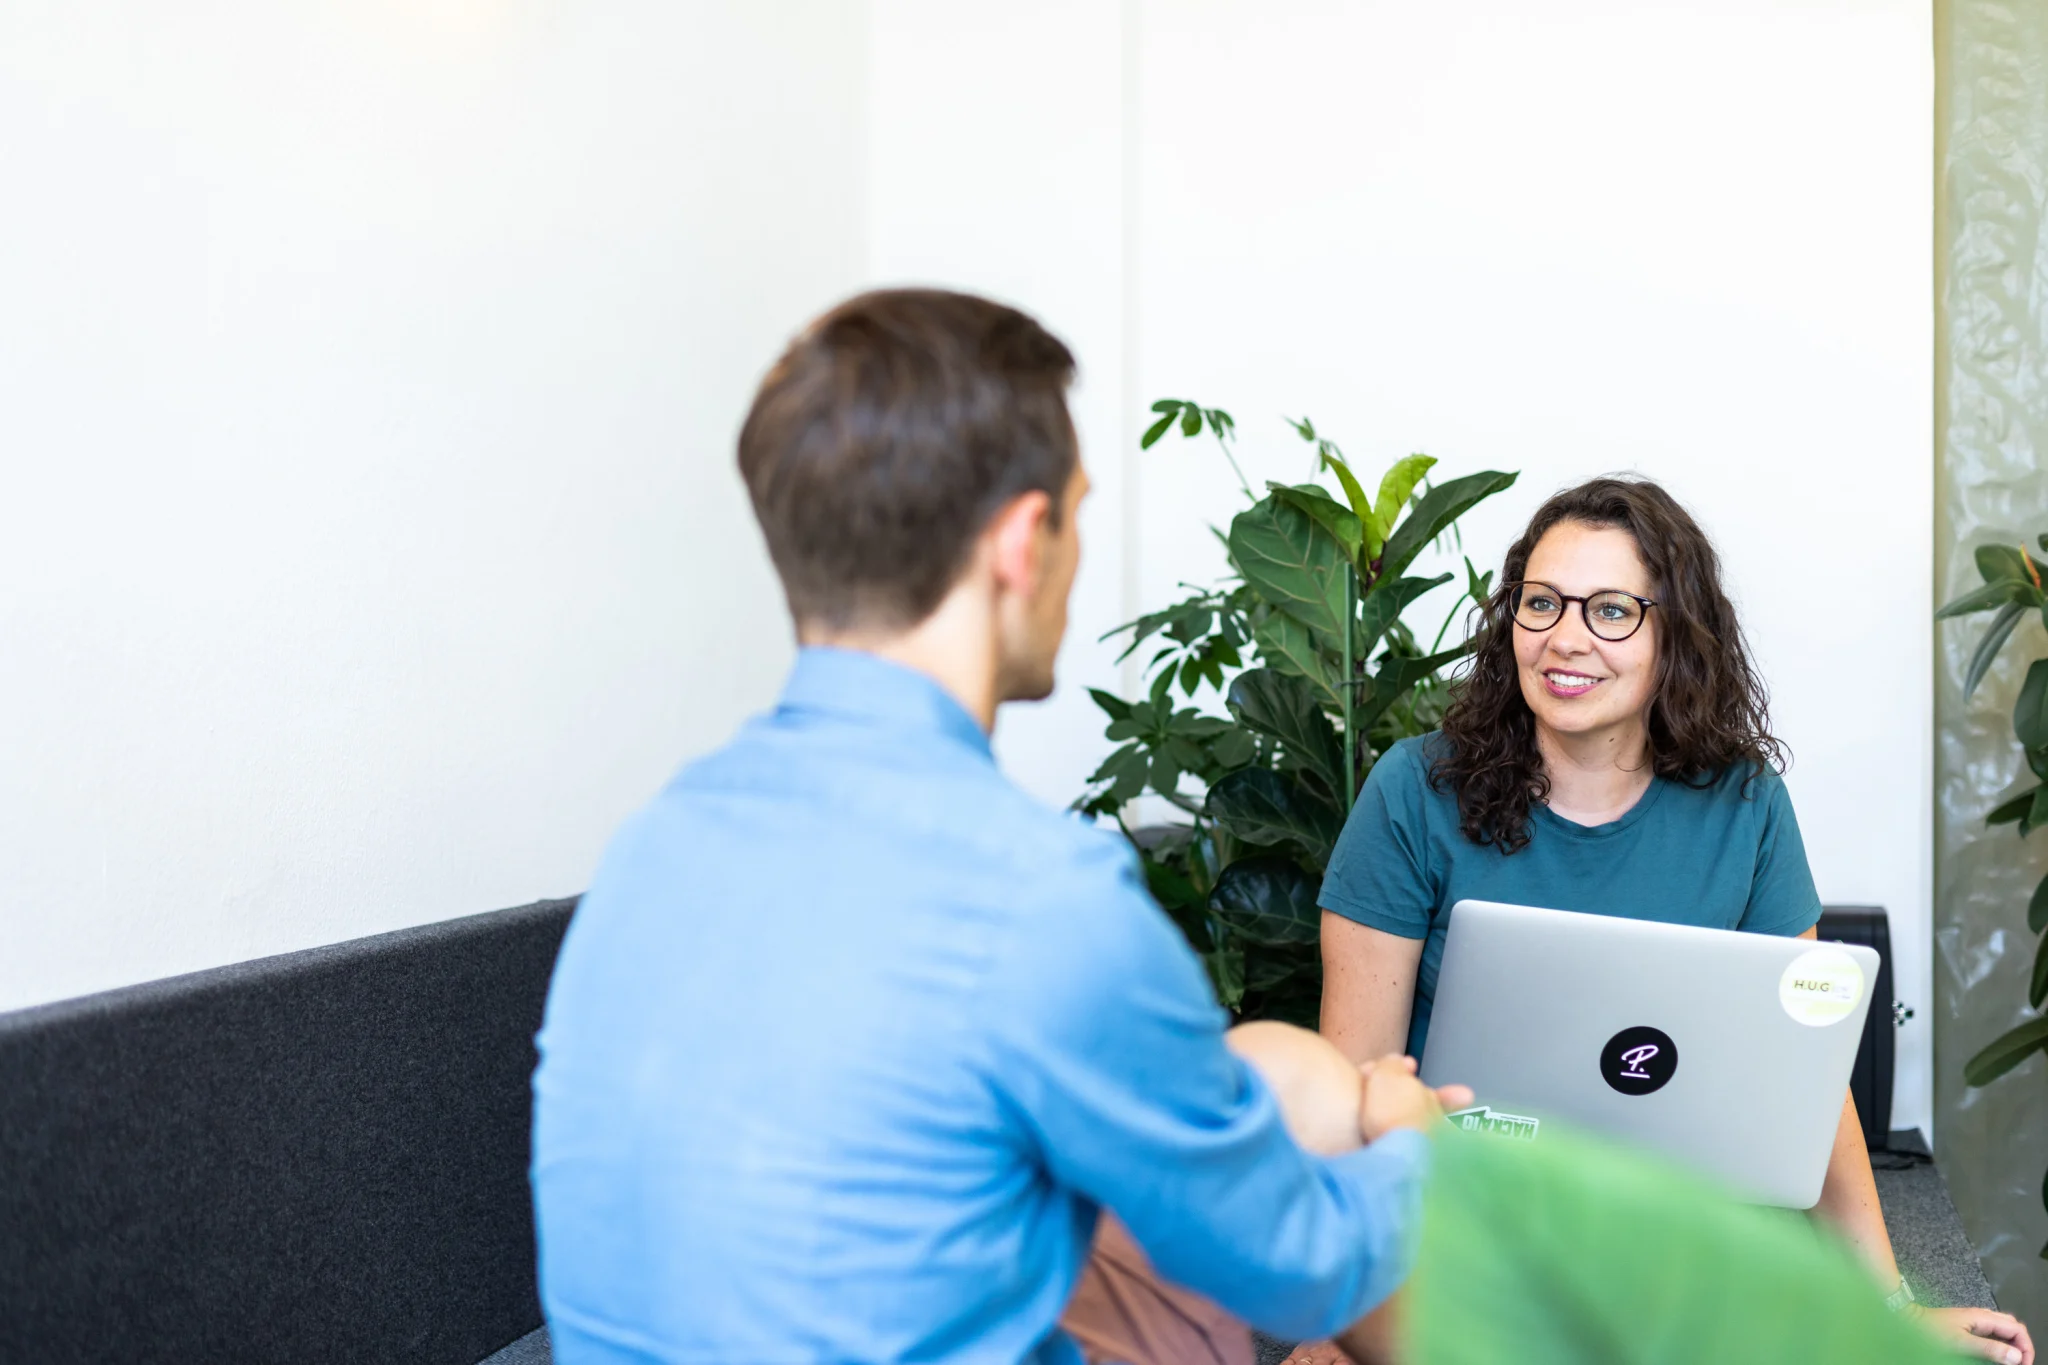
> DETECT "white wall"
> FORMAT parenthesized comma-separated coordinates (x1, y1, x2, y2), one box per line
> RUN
(3, 2, 1938, 1135)
(0, 2, 866, 1009)
(1132, 0, 1935, 1131)
(865, 0, 1135, 805)
(868, 0, 1936, 1129)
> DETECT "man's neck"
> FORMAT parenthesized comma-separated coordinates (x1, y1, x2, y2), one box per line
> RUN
(801, 592, 1001, 733)
(1535, 720, 1652, 826)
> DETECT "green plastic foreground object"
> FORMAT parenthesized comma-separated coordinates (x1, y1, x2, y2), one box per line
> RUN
(1406, 1128, 1958, 1365)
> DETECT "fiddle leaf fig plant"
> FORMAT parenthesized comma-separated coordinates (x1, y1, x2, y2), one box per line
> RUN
(1076, 400, 1516, 1026)
(1937, 535, 2048, 1259)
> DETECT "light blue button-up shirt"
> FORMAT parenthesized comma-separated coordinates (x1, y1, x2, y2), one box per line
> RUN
(532, 648, 1428, 1363)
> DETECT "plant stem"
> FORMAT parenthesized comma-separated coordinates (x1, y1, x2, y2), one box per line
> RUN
(1214, 430, 1255, 502)
(1430, 591, 1470, 653)
(1343, 565, 1358, 811)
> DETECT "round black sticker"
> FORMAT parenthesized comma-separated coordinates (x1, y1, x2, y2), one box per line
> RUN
(1600, 1025, 1678, 1095)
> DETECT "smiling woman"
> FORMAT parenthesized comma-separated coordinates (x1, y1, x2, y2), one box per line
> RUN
(1315, 475, 2035, 1364)
(1435, 478, 1784, 846)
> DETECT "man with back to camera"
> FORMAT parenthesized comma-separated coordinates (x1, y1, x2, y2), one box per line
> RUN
(529, 288, 1468, 1364)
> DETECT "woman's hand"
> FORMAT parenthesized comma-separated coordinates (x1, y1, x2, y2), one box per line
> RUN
(1281, 1341, 1355, 1365)
(1357, 1053, 1471, 1141)
(1911, 1304, 2034, 1365)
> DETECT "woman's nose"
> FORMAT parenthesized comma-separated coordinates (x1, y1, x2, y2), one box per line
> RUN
(1548, 609, 1598, 652)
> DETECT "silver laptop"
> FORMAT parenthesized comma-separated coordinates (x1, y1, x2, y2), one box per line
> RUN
(1417, 899, 1879, 1208)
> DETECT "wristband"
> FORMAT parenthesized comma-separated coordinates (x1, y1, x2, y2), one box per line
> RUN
(1884, 1278, 1916, 1312)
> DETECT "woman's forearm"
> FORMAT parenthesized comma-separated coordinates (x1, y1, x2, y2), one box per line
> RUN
(1319, 912, 1423, 1064)
(1811, 1089, 1900, 1286)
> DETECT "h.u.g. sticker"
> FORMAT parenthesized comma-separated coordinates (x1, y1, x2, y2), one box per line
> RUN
(1779, 946, 1864, 1027)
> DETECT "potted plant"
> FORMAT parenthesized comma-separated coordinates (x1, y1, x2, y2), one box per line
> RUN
(1938, 536, 2048, 1258)
(1076, 399, 1516, 1026)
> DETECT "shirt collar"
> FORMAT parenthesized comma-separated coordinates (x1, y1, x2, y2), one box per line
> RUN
(777, 648, 994, 761)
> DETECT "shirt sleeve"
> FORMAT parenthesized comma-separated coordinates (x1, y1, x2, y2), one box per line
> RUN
(1736, 772, 1824, 938)
(1318, 740, 1437, 939)
(980, 834, 1430, 1340)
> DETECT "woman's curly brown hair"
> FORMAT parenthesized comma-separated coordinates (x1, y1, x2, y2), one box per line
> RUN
(1430, 476, 1786, 852)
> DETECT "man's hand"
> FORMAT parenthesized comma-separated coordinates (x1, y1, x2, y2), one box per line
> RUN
(1358, 1053, 1472, 1142)
(1911, 1304, 2034, 1365)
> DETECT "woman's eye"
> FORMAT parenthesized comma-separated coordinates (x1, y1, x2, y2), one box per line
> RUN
(1525, 594, 1560, 613)
(1595, 602, 1630, 620)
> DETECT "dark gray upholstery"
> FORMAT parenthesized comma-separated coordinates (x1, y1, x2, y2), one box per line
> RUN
(480, 1326, 555, 1365)
(0, 897, 576, 1365)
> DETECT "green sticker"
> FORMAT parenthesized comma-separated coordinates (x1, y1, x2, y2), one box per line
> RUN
(1448, 1105, 1541, 1141)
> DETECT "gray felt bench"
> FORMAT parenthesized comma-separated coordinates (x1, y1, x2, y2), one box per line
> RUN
(0, 898, 576, 1365)
(0, 897, 1995, 1365)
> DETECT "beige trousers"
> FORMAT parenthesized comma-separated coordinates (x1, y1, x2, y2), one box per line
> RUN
(1057, 1214, 1257, 1365)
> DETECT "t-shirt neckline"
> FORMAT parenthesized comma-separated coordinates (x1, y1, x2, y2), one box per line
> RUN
(1533, 773, 1667, 840)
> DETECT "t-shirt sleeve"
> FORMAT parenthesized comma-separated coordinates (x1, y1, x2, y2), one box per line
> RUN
(980, 834, 1429, 1339)
(1736, 772, 1824, 938)
(1318, 740, 1438, 940)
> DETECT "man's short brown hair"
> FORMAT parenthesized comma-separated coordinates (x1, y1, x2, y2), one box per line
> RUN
(737, 289, 1078, 632)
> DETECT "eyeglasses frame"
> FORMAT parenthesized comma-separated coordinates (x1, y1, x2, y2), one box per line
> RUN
(1505, 580, 1659, 643)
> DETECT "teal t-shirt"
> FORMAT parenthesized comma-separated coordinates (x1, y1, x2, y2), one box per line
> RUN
(1320, 734, 1824, 1058)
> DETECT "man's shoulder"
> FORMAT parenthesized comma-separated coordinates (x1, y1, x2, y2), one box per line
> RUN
(951, 782, 1144, 903)
(652, 716, 1135, 891)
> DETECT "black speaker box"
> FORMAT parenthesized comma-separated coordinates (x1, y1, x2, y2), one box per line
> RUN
(1815, 904, 1897, 1148)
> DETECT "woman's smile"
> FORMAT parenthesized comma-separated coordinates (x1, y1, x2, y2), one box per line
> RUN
(1540, 668, 1605, 698)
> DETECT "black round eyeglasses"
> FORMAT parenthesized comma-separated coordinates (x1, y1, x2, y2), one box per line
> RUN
(1507, 581, 1658, 643)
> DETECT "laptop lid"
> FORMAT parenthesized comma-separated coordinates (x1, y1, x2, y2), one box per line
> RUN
(1416, 899, 1879, 1208)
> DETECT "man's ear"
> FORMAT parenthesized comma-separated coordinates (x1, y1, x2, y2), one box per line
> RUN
(985, 490, 1053, 598)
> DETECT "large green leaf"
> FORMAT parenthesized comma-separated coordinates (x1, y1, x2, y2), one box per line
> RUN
(1976, 543, 2047, 587)
(1938, 578, 2028, 620)
(1358, 573, 1454, 657)
(1252, 611, 1342, 710)
(2030, 873, 2048, 935)
(1373, 454, 1437, 544)
(1963, 601, 2027, 699)
(1206, 767, 1343, 859)
(1243, 941, 1314, 992)
(1356, 643, 1475, 733)
(2032, 933, 2048, 1010)
(1964, 1014, 2048, 1086)
(1989, 787, 2039, 826)
(2017, 659, 2048, 750)
(1378, 470, 1519, 580)
(1230, 498, 1350, 646)
(1409, 1124, 1962, 1365)
(1266, 482, 1365, 561)
(1228, 668, 1345, 791)
(1320, 451, 1377, 553)
(1209, 856, 1322, 946)
(2028, 785, 2048, 838)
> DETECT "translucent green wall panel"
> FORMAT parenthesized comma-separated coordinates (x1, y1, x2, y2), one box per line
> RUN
(1935, 0, 2048, 1325)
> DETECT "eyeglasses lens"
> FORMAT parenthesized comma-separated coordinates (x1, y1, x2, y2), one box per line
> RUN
(1511, 585, 1644, 641)
(1584, 592, 1643, 640)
